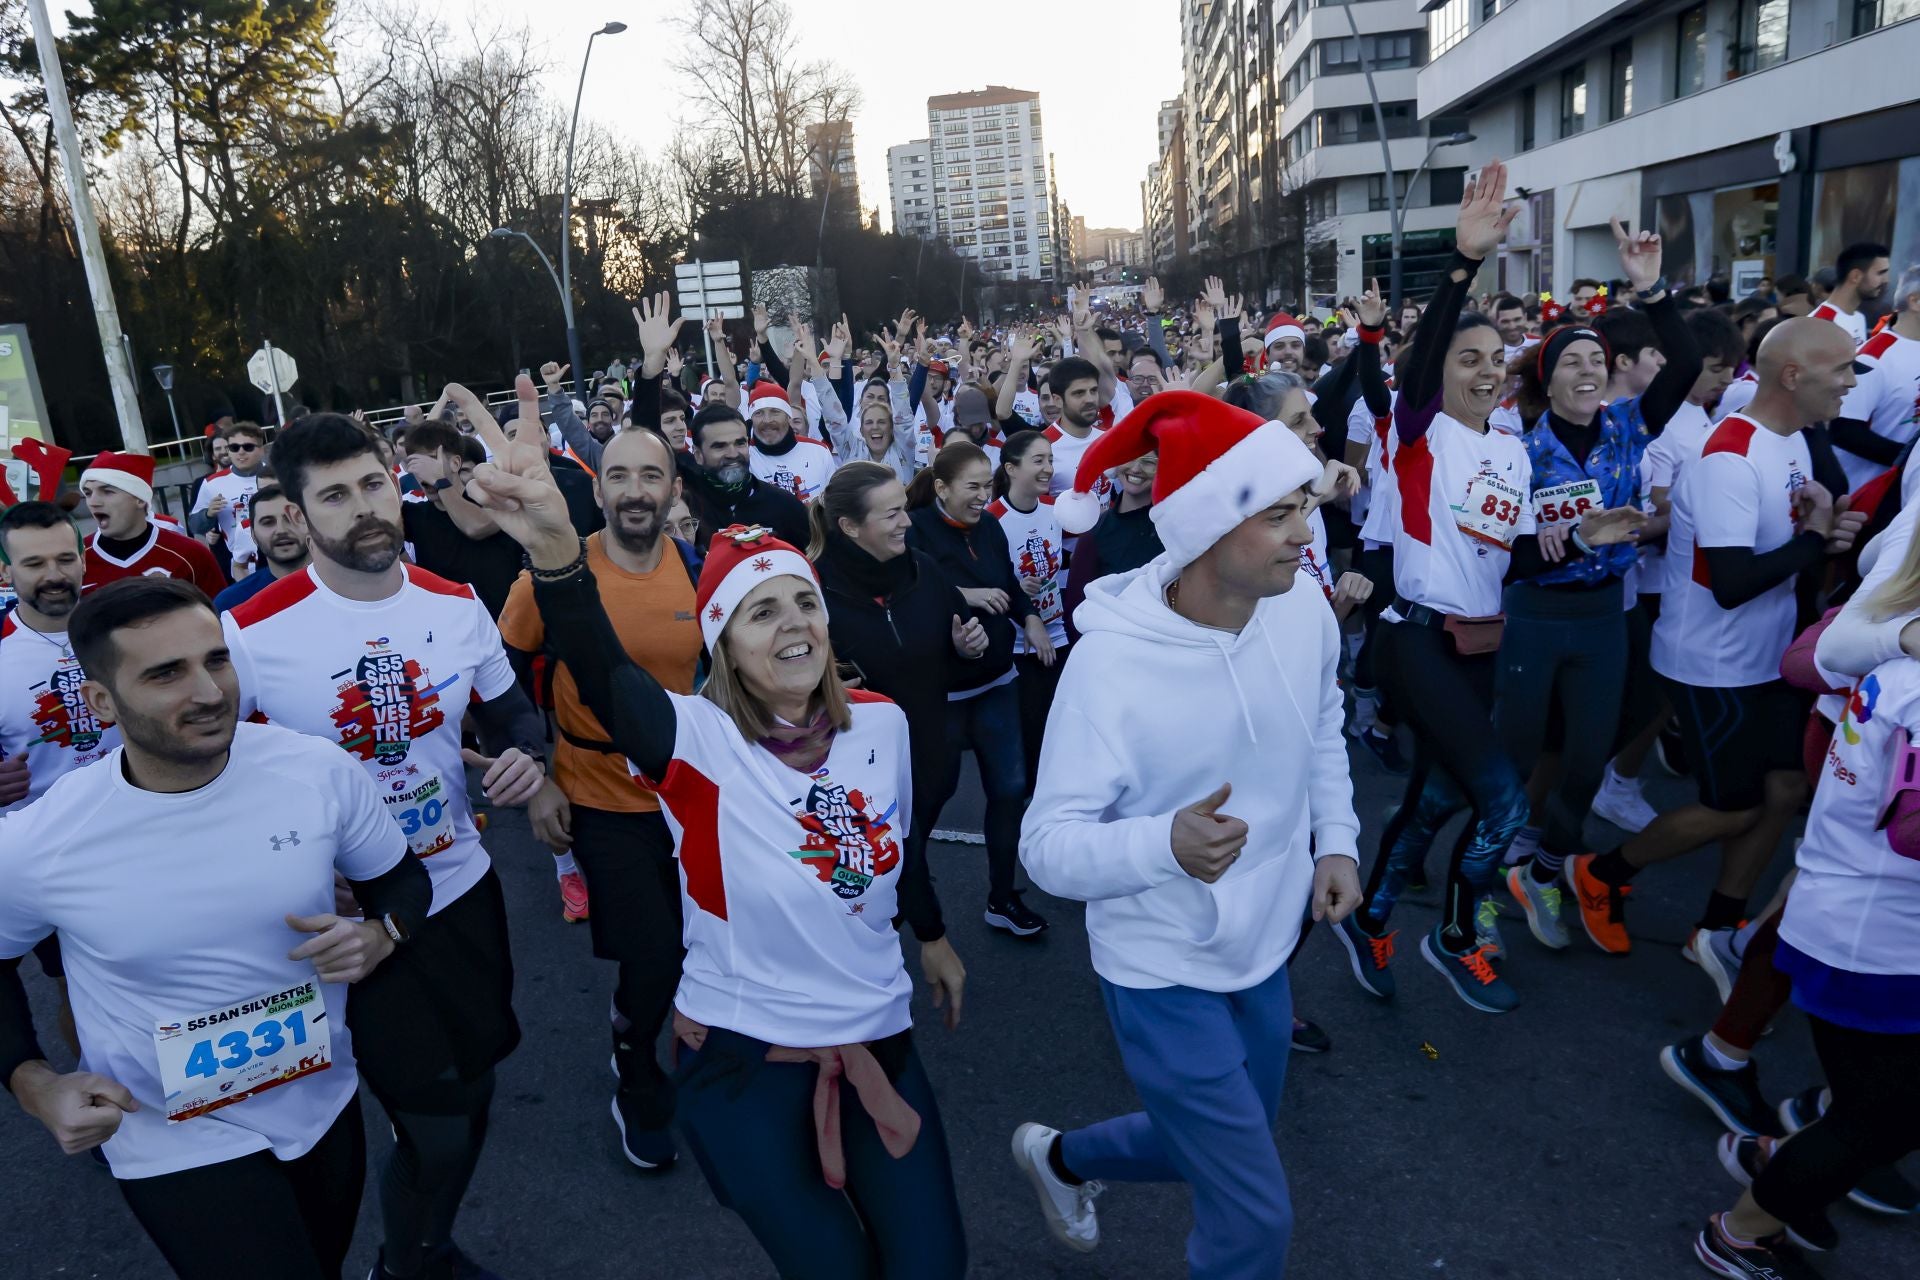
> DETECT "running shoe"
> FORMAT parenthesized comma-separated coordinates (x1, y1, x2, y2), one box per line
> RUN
(1505, 864, 1569, 950)
(1716, 1135, 1838, 1252)
(1420, 926, 1519, 1014)
(1693, 1213, 1825, 1279)
(370, 1246, 504, 1280)
(1592, 769, 1660, 833)
(1290, 1017, 1331, 1054)
(1349, 725, 1411, 774)
(1778, 1088, 1920, 1215)
(558, 869, 589, 923)
(611, 1093, 677, 1170)
(1659, 1036, 1782, 1138)
(1474, 894, 1505, 960)
(1333, 914, 1396, 1000)
(1686, 926, 1742, 1006)
(1563, 854, 1632, 954)
(985, 892, 1049, 937)
(1011, 1122, 1103, 1253)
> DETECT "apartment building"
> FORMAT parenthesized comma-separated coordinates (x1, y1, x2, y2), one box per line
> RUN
(925, 87, 1055, 283)
(887, 140, 936, 239)
(806, 118, 860, 225)
(1145, 99, 1194, 271)
(1419, 0, 1920, 297)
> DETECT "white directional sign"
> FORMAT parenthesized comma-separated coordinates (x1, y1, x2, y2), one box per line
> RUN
(675, 260, 745, 321)
(247, 344, 298, 395)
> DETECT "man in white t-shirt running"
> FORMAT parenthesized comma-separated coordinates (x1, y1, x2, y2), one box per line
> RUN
(1831, 264, 1920, 491)
(190, 422, 269, 578)
(0, 576, 429, 1279)
(1808, 241, 1889, 349)
(222, 411, 549, 1280)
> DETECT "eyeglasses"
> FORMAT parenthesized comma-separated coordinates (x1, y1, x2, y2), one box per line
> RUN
(228, 442, 260, 453)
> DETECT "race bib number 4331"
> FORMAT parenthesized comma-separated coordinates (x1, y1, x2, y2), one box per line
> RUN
(153, 981, 332, 1123)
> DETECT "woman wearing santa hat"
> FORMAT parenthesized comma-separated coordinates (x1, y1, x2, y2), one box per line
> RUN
(462, 386, 968, 1279)
(1016, 389, 1363, 1278)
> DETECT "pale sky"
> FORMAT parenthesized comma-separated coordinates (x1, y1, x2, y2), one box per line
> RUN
(414, 0, 1181, 231)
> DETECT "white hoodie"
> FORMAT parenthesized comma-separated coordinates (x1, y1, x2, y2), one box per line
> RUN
(1021, 555, 1360, 993)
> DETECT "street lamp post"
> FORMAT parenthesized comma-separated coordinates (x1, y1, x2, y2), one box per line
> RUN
(560, 21, 627, 399)
(1342, 5, 1472, 308)
(490, 227, 570, 375)
(150, 364, 181, 440)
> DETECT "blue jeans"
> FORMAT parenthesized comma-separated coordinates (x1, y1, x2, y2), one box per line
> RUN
(1062, 967, 1295, 1280)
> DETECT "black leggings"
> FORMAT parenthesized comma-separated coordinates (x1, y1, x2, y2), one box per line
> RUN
(1352, 545, 1396, 711)
(674, 1027, 966, 1279)
(1752, 1015, 1920, 1223)
(366, 1067, 497, 1278)
(1014, 651, 1063, 797)
(119, 1100, 365, 1280)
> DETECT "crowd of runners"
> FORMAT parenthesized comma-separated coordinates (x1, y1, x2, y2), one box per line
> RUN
(1, 156, 1916, 1280)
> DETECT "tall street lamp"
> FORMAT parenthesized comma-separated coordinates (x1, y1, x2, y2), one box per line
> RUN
(1342, 5, 1473, 307)
(560, 20, 627, 398)
(490, 227, 570, 367)
(150, 364, 182, 440)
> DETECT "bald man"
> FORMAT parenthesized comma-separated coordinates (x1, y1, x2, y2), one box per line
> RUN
(496, 424, 704, 1171)
(1564, 318, 1868, 957)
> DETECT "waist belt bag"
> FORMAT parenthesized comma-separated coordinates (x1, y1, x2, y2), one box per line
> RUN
(1443, 613, 1506, 656)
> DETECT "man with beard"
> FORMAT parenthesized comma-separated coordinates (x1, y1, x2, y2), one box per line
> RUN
(1810, 241, 1891, 348)
(222, 410, 547, 1280)
(400, 420, 527, 618)
(80, 452, 226, 598)
(498, 426, 702, 1169)
(1043, 357, 1112, 511)
(1262, 313, 1309, 375)
(190, 422, 270, 579)
(744, 382, 836, 501)
(0, 502, 117, 811)
(211, 485, 311, 613)
(678, 403, 810, 547)
(0, 575, 430, 1280)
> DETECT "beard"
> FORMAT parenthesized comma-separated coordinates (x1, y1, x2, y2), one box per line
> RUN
(604, 495, 662, 553)
(588, 419, 615, 443)
(261, 534, 309, 569)
(712, 460, 749, 488)
(117, 693, 238, 768)
(310, 516, 403, 573)
(23, 578, 78, 618)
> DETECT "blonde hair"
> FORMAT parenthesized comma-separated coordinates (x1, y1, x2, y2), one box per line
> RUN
(701, 607, 853, 740)
(1864, 519, 1920, 621)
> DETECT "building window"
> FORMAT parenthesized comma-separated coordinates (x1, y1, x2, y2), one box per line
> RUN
(1319, 31, 1427, 75)
(1608, 40, 1634, 120)
(1430, 167, 1467, 206)
(1733, 0, 1791, 76)
(1855, 0, 1920, 34)
(1559, 66, 1587, 138)
(1518, 84, 1536, 152)
(1307, 186, 1337, 222)
(1676, 5, 1710, 97)
(1368, 172, 1411, 213)
(1428, 0, 1470, 57)
(1315, 102, 1417, 147)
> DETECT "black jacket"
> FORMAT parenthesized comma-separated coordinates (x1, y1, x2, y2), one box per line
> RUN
(678, 458, 810, 550)
(907, 504, 1039, 690)
(814, 536, 977, 744)
(1063, 502, 1163, 644)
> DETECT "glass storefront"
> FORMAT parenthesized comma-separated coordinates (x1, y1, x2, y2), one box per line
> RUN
(1657, 181, 1779, 288)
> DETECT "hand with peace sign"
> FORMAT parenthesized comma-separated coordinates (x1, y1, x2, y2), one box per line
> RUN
(1610, 215, 1663, 296)
(463, 374, 578, 569)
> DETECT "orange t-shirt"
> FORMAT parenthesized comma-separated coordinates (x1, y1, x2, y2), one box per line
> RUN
(499, 533, 702, 813)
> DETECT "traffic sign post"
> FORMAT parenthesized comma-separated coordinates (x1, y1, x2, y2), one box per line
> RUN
(247, 341, 299, 426)
(674, 260, 745, 379)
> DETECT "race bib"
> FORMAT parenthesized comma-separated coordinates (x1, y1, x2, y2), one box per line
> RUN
(1453, 472, 1526, 549)
(1033, 580, 1062, 625)
(1533, 478, 1601, 526)
(383, 770, 455, 859)
(153, 980, 332, 1123)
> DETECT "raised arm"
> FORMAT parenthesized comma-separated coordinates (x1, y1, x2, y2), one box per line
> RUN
(542, 361, 605, 472)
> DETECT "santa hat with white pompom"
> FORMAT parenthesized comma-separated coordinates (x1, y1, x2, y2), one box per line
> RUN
(1053, 390, 1323, 570)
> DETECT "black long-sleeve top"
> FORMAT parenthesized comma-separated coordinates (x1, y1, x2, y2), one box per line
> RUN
(906, 504, 1039, 691)
(528, 565, 947, 941)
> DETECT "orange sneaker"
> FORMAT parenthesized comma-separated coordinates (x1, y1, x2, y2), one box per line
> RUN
(1563, 854, 1631, 954)
(559, 869, 589, 923)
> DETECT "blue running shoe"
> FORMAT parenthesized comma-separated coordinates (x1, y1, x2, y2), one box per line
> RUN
(1420, 926, 1518, 1013)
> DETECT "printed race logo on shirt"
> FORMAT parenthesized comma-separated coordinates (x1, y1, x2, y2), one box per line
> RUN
(31, 661, 104, 752)
(789, 774, 901, 908)
(329, 637, 450, 764)
(1840, 673, 1880, 745)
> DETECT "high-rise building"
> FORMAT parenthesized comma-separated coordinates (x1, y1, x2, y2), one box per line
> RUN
(806, 119, 860, 224)
(887, 140, 936, 238)
(926, 86, 1054, 283)
(1145, 99, 1191, 271)
(1418, 0, 1920, 298)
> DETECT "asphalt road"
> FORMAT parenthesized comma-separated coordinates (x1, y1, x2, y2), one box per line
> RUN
(5, 744, 1915, 1280)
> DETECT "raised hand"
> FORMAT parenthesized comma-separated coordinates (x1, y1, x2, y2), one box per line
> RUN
(1143, 276, 1165, 312)
(539, 361, 570, 396)
(1010, 327, 1038, 366)
(1455, 159, 1519, 261)
(957, 316, 975, 343)
(1204, 275, 1229, 312)
(631, 291, 685, 363)
(895, 307, 917, 339)
(665, 347, 684, 378)
(463, 374, 576, 567)
(1610, 215, 1663, 295)
(1355, 278, 1387, 328)
(828, 316, 851, 364)
(753, 302, 771, 339)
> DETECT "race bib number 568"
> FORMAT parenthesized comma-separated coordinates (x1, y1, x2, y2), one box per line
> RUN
(153, 981, 332, 1123)
(1533, 478, 1601, 526)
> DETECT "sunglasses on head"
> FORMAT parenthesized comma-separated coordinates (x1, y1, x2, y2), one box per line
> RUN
(229, 442, 260, 453)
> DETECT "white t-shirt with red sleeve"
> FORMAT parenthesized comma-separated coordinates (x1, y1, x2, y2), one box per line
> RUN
(1387, 412, 1535, 619)
(0, 613, 118, 812)
(638, 690, 916, 1047)
(750, 436, 837, 502)
(989, 495, 1068, 650)
(1652, 413, 1815, 688)
(1811, 301, 1869, 349)
(1835, 327, 1920, 493)
(191, 468, 263, 575)
(221, 564, 518, 913)
(1043, 421, 1112, 504)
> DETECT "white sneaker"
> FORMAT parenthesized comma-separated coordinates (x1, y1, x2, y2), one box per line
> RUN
(1591, 770, 1659, 834)
(1011, 1122, 1103, 1253)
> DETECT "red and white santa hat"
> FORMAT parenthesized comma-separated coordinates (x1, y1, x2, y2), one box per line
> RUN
(1264, 313, 1306, 349)
(695, 524, 825, 650)
(80, 450, 155, 507)
(1054, 390, 1323, 570)
(747, 382, 794, 422)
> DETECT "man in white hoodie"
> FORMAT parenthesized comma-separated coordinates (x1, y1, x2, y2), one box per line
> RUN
(1013, 390, 1364, 1278)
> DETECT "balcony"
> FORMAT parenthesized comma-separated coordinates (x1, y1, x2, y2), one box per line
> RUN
(1418, 0, 1645, 117)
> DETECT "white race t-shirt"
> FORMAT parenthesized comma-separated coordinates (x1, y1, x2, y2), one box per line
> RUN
(1301, 506, 1335, 603)
(1388, 411, 1535, 618)
(1653, 413, 1815, 688)
(0, 613, 117, 812)
(1835, 328, 1920, 493)
(750, 436, 837, 502)
(1043, 422, 1111, 504)
(1811, 301, 1870, 349)
(1355, 394, 1400, 547)
(1640, 400, 1715, 594)
(641, 691, 916, 1047)
(0, 724, 406, 1177)
(989, 495, 1067, 650)
(1784, 655, 1920, 977)
(191, 469, 263, 576)
(1712, 371, 1760, 424)
(223, 565, 518, 912)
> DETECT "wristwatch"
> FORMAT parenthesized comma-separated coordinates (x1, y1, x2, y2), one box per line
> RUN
(1632, 276, 1669, 303)
(380, 913, 411, 946)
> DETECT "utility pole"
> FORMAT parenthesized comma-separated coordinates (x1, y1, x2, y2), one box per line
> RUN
(27, 0, 148, 450)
